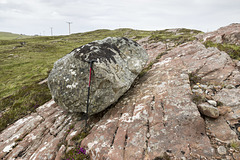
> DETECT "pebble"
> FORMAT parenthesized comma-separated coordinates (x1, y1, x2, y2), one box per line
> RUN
(192, 89, 203, 94)
(226, 84, 235, 89)
(193, 85, 200, 89)
(207, 100, 217, 107)
(147, 133, 151, 138)
(200, 84, 208, 90)
(237, 127, 240, 132)
(217, 146, 227, 155)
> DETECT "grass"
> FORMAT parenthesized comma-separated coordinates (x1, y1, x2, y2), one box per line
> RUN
(0, 32, 30, 40)
(0, 83, 52, 132)
(203, 41, 240, 60)
(149, 28, 202, 44)
(189, 73, 202, 87)
(229, 141, 240, 151)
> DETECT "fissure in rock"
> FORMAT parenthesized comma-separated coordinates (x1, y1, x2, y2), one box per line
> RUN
(143, 120, 150, 158)
(123, 132, 128, 158)
(161, 101, 166, 127)
(110, 126, 119, 147)
(151, 96, 155, 111)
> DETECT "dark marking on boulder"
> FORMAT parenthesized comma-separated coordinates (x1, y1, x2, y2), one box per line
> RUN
(74, 42, 120, 64)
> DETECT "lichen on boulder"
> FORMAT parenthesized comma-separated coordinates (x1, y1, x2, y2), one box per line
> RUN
(48, 37, 148, 115)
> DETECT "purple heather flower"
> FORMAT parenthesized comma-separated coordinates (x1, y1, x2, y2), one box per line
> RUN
(79, 147, 86, 155)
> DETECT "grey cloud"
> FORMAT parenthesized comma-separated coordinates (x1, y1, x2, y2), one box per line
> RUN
(0, 0, 239, 35)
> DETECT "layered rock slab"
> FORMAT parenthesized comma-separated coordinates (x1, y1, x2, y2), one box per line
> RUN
(197, 23, 240, 45)
(48, 37, 148, 115)
(0, 100, 82, 160)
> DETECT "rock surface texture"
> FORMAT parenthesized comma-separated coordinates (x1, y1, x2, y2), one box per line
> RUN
(48, 37, 148, 115)
(197, 23, 240, 45)
(1, 24, 240, 160)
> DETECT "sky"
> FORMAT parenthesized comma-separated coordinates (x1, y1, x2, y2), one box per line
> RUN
(0, 0, 239, 36)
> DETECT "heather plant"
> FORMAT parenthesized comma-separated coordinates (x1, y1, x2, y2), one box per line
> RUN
(65, 146, 89, 160)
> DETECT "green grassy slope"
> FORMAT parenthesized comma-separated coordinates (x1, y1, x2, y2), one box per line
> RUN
(0, 32, 30, 40)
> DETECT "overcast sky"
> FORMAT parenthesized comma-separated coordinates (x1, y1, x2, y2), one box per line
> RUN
(0, 0, 239, 36)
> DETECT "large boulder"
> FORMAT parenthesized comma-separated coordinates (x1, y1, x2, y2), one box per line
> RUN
(48, 37, 148, 115)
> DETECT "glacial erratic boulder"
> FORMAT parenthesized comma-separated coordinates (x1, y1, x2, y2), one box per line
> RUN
(48, 37, 148, 115)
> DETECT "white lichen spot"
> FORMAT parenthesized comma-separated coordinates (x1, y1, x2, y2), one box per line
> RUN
(98, 125, 107, 130)
(65, 78, 70, 82)
(88, 140, 98, 150)
(95, 147, 100, 154)
(133, 111, 141, 120)
(143, 110, 148, 115)
(149, 117, 153, 122)
(47, 100, 55, 107)
(70, 131, 77, 137)
(163, 115, 168, 121)
(3, 142, 15, 152)
(153, 57, 172, 67)
(142, 95, 151, 100)
(66, 82, 78, 89)
(161, 129, 167, 134)
(105, 119, 114, 125)
(101, 142, 108, 147)
(28, 134, 37, 141)
(134, 104, 145, 113)
(70, 69, 77, 76)
(119, 113, 133, 123)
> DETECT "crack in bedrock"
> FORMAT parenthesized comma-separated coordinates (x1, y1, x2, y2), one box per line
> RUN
(110, 126, 119, 147)
(123, 131, 128, 159)
(161, 101, 167, 127)
(226, 120, 240, 140)
(223, 71, 233, 81)
(143, 120, 150, 158)
(151, 96, 155, 111)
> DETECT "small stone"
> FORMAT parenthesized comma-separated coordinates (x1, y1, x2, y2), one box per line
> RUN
(147, 133, 151, 138)
(198, 103, 219, 118)
(181, 157, 187, 160)
(237, 127, 240, 133)
(200, 84, 208, 90)
(226, 84, 235, 89)
(207, 100, 217, 107)
(205, 95, 213, 100)
(217, 146, 227, 155)
(192, 89, 203, 94)
(193, 85, 199, 89)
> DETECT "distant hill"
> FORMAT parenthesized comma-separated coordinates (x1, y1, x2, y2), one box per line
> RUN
(0, 31, 30, 40)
